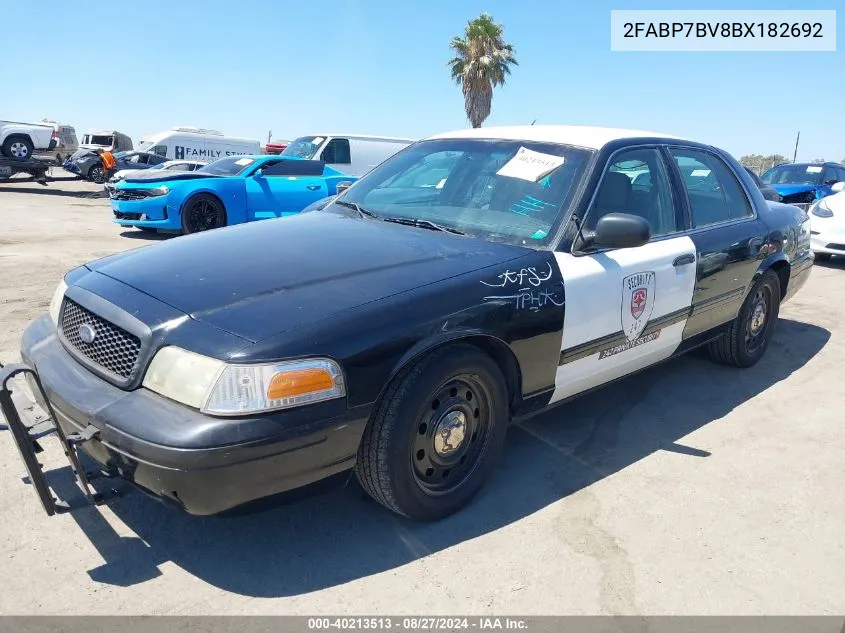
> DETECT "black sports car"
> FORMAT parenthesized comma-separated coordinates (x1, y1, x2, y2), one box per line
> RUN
(1, 125, 813, 521)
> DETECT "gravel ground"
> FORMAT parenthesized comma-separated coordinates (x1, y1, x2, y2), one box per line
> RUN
(0, 175, 843, 615)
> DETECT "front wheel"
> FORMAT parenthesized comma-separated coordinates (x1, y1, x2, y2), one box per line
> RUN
(181, 194, 227, 235)
(708, 270, 781, 368)
(88, 165, 104, 183)
(355, 344, 509, 521)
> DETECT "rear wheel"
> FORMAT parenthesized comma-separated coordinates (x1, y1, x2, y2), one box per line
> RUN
(708, 270, 780, 368)
(181, 194, 227, 235)
(355, 344, 509, 521)
(2, 135, 34, 160)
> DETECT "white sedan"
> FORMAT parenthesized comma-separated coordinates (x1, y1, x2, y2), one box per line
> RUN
(809, 184, 845, 261)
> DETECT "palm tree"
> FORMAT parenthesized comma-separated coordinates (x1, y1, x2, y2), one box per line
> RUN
(448, 13, 518, 128)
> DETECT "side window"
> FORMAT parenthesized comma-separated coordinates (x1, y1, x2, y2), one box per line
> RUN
(153, 145, 167, 157)
(670, 148, 753, 228)
(823, 166, 839, 184)
(586, 148, 679, 238)
(321, 138, 351, 164)
(837, 167, 845, 182)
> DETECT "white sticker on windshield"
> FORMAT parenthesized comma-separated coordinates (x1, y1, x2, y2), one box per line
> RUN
(806, 166, 823, 173)
(235, 158, 254, 166)
(496, 147, 565, 182)
(311, 137, 325, 146)
(690, 169, 711, 177)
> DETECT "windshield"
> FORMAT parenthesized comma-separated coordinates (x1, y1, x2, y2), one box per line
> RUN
(761, 164, 824, 185)
(281, 136, 325, 159)
(196, 156, 256, 176)
(336, 138, 593, 247)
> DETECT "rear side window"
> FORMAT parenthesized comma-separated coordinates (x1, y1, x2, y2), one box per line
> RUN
(670, 148, 753, 228)
(321, 138, 351, 164)
(153, 145, 167, 156)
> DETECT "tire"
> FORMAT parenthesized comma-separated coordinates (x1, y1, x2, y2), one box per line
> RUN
(2, 135, 34, 160)
(814, 253, 832, 262)
(355, 344, 510, 521)
(55, 152, 63, 165)
(707, 270, 781, 368)
(180, 194, 227, 235)
(88, 164, 104, 183)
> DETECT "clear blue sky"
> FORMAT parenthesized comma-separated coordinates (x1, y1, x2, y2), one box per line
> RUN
(3, 0, 842, 161)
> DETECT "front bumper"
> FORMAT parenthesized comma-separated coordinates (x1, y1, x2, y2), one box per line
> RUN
(15, 314, 369, 516)
(810, 228, 845, 256)
(110, 196, 180, 230)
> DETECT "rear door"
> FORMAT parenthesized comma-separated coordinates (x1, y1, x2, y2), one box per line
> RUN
(551, 146, 697, 403)
(665, 147, 764, 339)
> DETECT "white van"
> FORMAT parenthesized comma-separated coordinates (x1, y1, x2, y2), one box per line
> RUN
(281, 134, 415, 177)
(136, 127, 261, 162)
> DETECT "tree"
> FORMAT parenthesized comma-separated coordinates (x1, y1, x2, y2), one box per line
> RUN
(448, 13, 518, 128)
(740, 153, 788, 175)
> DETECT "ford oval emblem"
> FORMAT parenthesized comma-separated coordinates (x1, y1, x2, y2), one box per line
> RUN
(78, 323, 97, 344)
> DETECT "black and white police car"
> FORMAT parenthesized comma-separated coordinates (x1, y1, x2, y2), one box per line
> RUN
(1, 125, 813, 521)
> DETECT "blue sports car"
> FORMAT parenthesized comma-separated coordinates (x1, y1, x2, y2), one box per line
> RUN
(109, 155, 355, 234)
(760, 162, 845, 209)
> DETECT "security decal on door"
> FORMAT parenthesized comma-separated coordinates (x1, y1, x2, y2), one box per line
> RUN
(622, 271, 655, 342)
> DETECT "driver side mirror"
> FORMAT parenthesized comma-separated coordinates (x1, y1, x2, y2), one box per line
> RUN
(588, 212, 652, 250)
(831, 182, 845, 193)
(336, 181, 353, 196)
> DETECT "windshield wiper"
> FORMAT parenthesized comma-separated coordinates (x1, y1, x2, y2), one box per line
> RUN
(335, 200, 378, 219)
(381, 217, 466, 235)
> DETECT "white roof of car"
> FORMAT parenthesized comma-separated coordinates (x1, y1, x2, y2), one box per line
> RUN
(427, 125, 687, 150)
(304, 133, 416, 143)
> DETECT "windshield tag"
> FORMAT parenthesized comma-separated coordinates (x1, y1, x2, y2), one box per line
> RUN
(690, 169, 711, 177)
(311, 137, 325, 146)
(235, 158, 254, 166)
(806, 166, 823, 173)
(497, 147, 565, 182)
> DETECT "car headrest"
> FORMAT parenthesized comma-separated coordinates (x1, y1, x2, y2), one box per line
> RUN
(598, 171, 633, 209)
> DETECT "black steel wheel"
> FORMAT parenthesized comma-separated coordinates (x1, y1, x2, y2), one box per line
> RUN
(181, 194, 226, 235)
(708, 269, 781, 368)
(355, 344, 509, 521)
(410, 376, 493, 496)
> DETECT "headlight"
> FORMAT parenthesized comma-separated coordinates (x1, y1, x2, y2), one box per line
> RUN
(811, 200, 833, 218)
(142, 347, 345, 415)
(48, 278, 68, 325)
(146, 186, 169, 197)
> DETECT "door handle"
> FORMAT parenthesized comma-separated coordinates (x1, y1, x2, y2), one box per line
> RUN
(306, 185, 321, 191)
(673, 254, 695, 267)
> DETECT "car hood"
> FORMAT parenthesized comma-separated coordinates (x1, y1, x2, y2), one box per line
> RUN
(771, 183, 819, 195)
(85, 210, 533, 343)
(119, 170, 221, 185)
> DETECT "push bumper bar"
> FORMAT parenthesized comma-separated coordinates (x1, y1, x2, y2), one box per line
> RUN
(0, 363, 118, 516)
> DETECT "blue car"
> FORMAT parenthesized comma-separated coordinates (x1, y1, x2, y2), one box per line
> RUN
(109, 155, 355, 234)
(760, 162, 845, 209)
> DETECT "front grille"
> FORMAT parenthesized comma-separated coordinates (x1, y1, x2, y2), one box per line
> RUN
(60, 299, 141, 379)
(110, 189, 149, 201)
(113, 211, 141, 220)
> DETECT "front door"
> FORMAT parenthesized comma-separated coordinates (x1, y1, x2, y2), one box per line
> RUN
(244, 160, 327, 220)
(550, 147, 697, 404)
